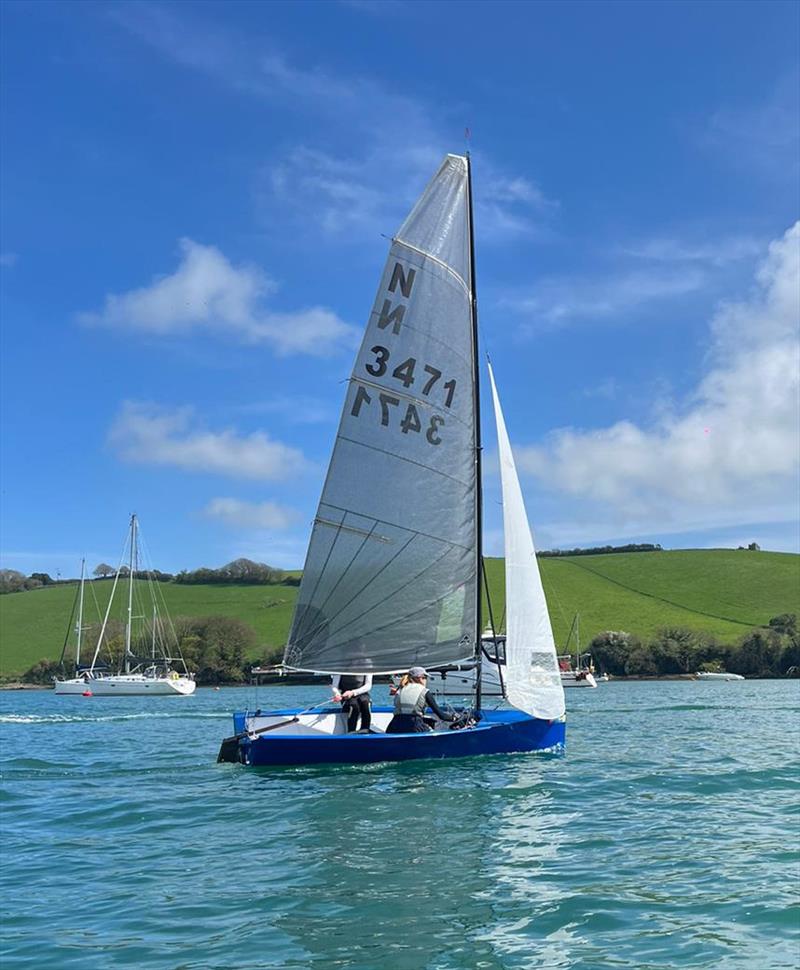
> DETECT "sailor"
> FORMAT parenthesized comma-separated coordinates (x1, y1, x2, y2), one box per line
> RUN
(331, 673, 373, 732)
(385, 667, 455, 733)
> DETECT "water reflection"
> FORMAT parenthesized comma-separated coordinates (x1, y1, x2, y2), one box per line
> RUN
(236, 754, 571, 969)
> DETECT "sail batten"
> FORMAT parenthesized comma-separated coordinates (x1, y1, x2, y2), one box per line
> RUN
(393, 238, 471, 294)
(488, 362, 565, 720)
(284, 155, 478, 673)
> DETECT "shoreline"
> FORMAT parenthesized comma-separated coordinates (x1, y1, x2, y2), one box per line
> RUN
(2, 674, 793, 690)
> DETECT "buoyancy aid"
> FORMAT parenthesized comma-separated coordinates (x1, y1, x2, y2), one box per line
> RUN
(394, 682, 428, 716)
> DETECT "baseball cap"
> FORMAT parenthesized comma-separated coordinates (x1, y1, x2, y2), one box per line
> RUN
(409, 666, 428, 678)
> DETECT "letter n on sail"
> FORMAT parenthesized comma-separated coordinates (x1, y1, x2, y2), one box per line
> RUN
(376, 262, 416, 335)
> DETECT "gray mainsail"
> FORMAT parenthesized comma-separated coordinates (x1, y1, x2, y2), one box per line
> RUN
(284, 154, 477, 673)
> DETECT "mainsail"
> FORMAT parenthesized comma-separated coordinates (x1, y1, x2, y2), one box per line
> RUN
(285, 155, 478, 673)
(488, 362, 565, 720)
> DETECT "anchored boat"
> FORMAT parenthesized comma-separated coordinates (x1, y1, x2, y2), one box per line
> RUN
(54, 516, 196, 696)
(219, 153, 565, 766)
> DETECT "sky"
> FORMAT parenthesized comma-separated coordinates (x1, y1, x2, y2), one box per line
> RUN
(1, 0, 798, 579)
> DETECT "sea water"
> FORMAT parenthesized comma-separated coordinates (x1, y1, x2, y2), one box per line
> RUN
(0, 680, 798, 970)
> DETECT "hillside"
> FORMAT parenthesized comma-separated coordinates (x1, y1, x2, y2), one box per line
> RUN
(1, 549, 797, 678)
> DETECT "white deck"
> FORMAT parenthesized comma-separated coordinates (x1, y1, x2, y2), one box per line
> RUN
(244, 710, 453, 737)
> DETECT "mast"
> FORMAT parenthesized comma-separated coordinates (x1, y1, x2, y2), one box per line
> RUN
(75, 558, 86, 668)
(466, 152, 483, 710)
(124, 514, 137, 674)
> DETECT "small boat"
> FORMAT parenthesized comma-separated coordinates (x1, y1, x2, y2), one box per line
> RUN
(558, 659, 598, 689)
(219, 153, 565, 766)
(694, 671, 745, 681)
(54, 516, 196, 696)
(558, 613, 599, 687)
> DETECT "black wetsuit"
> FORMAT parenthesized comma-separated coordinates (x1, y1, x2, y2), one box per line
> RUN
(335, 674, 372, 732)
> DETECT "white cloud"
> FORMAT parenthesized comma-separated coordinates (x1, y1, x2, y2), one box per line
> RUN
(621, 235, 764, 267)
(515, 223, 800, 533)
(203, 497, 299, 530)
(109, 401, 311, 480)
(703, 73, 800, 179)
(80, 238, 358, 356)
(508, 267, 707, 329)
(236, 395, 335, 424)
(113, 7, 553, 242)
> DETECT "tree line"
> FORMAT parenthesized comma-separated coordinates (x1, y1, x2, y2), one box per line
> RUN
(21, 612, 799, 687)
(1, 558, 297, 593)
(588, 614, 799, 679)
(538, 543, 663, 558)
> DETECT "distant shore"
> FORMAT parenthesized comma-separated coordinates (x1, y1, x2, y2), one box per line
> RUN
(2, 673, 794, 691)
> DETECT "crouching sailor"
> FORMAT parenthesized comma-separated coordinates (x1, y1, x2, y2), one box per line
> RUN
(386, 667, 455, 733)
(331, 673, 373, 732)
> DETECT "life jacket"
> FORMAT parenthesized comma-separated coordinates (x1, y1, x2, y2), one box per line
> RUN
(337, 674, 366, 693)
(394, 682, 428, 716)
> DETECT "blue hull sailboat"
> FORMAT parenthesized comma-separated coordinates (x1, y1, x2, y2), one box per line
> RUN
(218, 154, 565, 766)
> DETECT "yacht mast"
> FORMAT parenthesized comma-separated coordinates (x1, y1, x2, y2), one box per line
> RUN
(124, 514, 137, 674)
(466, 152, 483, 709)
(75, 558, 86, 668)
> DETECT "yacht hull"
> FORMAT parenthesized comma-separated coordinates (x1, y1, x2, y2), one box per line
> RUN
(225, 707, 565, 766)
(54, 676, 196, 696)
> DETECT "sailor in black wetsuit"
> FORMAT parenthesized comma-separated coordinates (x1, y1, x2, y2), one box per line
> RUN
(386, 667, 455, 733)
(331, 673, 373, 732)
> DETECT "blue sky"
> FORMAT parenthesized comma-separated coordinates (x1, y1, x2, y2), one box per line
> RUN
(1, 0, 798, 578)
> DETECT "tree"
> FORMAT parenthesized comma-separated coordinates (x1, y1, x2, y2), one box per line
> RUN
(29, 572, 54, 586)
(730, 629, 783, 677)
(22, 658, 63, 684)
(170, 615, 258, 683)
(624, 645, 659, 676)
(768, 614, 797, 638)
(650, 628, 700, 674)
(93, 563, 115, 578)
(589, 631, 640, 676)
(0, 569, 27, 593)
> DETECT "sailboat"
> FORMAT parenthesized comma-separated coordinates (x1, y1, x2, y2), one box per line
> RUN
(54, 515, 196, 696)
(218, 153, 565, 765)
(558, 613, 599, 687)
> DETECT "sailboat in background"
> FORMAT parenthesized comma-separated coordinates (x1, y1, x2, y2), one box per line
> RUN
(219, 153, 564, 765)
(54, 516, 196, 696)
(558, 613, 599, 687)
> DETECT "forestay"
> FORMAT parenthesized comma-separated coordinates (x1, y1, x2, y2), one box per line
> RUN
(488, 363, 565, 720)
(285, 155, 478, 674)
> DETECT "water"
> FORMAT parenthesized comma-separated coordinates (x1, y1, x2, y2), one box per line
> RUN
(1, 681, 798, 969)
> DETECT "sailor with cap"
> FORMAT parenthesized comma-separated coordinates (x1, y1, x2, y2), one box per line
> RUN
(385, 666, 456, 734)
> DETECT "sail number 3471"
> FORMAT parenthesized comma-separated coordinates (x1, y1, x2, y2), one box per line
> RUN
(351, 345, 456, 446)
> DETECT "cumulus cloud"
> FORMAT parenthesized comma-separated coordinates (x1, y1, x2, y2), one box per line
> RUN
(79, 238, 358, 356)
(109, 402, 310, 480)
(203, 497, 299, 530)
(515, 223, 800, 531)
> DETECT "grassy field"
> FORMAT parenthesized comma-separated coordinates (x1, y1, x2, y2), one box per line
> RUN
(1, 550, 798, 677)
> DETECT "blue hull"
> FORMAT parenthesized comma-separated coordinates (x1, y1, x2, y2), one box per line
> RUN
(229, 707, 565, 766)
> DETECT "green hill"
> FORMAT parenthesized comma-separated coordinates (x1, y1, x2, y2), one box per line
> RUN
(1, 549, 797, 678)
